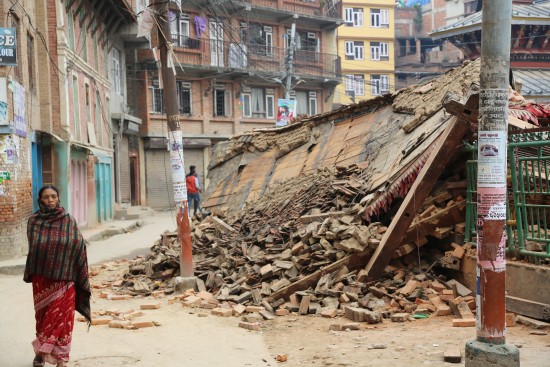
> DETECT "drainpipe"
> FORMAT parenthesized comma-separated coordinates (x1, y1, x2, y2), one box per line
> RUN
(465, 0, 519, 366)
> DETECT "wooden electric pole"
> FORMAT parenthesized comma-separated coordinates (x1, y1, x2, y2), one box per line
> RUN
(155, 2, 194, 278)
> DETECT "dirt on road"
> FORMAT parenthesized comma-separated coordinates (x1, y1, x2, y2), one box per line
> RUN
(80, 264, 550, 367)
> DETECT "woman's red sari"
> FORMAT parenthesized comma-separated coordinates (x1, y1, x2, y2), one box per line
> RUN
(32, 276, 76, 364)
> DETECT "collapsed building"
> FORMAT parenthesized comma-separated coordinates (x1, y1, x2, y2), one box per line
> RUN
(121, 59, 550, 324)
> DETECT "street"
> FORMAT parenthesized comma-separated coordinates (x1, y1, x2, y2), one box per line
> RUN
(1, 212, 548, 367)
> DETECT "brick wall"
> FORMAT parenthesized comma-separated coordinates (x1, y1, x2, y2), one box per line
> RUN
(0, 1, 38, 259)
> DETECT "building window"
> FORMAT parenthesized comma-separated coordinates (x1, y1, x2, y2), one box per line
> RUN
(27, 32, 35, 92)
(112, 48, 121, 94)
(345, 41, 364, 60)
(80, 9, 87, 61)
(370, 42, 389, 61)
(176, 81, 192, 115)
(345, 74, 365, 97)
(371, 74, 390, 96)
(170, 11, 190, 47)
(150, 82, 163, 113)
(464, 0, 477, 16)
(213, 87, 232, 117)
(72, 76, 81, 141)
(10, 15, 21, 81)
(242, 88, 275, 119)
(93, 26, 99, 70)
(371, 9, 389, 28)
(292, 91, 317, 116)
(85, 84, 91, 123)
(68, 10, 75, 50)
(95, 91, 102, 146)
(242, 24, 273, 57)
(344, 8, 363, 27)
(287, 30, 320, 63)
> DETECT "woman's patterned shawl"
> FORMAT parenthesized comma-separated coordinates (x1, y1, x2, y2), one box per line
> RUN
(24, 206, 91, 323)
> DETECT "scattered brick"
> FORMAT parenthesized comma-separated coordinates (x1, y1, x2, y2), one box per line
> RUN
(452, 318, 476, 327)
(140, 303, 161, 310)
(391, 313, 410, 322)
(238, 322, 261, 331)
(211, 308, 233, 317)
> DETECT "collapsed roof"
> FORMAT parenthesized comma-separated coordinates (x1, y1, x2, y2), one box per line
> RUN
(203, 59, 545, 222)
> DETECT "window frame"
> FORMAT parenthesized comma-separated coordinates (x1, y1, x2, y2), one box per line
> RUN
(27, 32, 35, 92)
(176, 81, 192, 115)
(112, 48, 121, 95)
(72, 75, 81, 141)
(344, 7, 363, 27)
(179, 17, 190, 47)
(353, 41, 364, 60)
(241, 87, 275, 119)
(214, 87, 232, 117)
(149, 83, 163, 114)
(308, 92, 317, 116)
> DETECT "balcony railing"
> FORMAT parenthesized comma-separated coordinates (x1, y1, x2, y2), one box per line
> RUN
(239, 0, 342, 19)
(170, 35, 341, 79)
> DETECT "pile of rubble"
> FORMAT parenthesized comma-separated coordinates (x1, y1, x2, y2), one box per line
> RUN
(105, 161, 475, 325)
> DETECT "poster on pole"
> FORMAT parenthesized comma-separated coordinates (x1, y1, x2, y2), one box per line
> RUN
(477, 131, 506, 187)
(276, 99, 296, 127)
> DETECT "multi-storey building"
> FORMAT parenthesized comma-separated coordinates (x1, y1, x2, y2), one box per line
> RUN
(431, 0, 550, 102)
(39, 1, 136, 230)
(128, 0, 343, 209)
(334, 0, 395, 106)
(394, 0, 465, 90)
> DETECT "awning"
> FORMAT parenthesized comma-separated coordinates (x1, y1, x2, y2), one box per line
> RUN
(72, 143, 113, 163)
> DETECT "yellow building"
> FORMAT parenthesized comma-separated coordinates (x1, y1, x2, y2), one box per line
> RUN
(336, 0, 395, 105)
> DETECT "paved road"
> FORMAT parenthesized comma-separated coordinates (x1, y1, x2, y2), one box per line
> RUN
(0, 210, 273, 367)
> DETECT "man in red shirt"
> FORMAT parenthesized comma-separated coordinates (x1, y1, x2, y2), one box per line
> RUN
(185, 165, 202, 216)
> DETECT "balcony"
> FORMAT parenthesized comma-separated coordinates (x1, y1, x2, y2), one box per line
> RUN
(170, 35, 341, 81)
(219, 0, 343, 30)
(242, 0, 342, 18)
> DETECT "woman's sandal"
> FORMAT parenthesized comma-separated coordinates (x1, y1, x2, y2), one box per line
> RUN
(32, 355, 45, 367)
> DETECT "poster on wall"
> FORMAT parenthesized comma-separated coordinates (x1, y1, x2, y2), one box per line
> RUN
(10, 80, 26, 137)
(276, 99, 296, 127)
(0, 77, 7, 125)
(0, 171, 10, 196)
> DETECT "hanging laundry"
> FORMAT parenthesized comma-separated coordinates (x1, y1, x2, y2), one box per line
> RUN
(194, 16, 207, 37)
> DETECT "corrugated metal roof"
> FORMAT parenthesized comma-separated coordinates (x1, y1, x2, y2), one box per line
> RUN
(513, 69, 550, 96)
(431, 1, 550, 38)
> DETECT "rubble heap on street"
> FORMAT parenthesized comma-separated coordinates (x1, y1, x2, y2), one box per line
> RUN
(93, 59, 550, 328)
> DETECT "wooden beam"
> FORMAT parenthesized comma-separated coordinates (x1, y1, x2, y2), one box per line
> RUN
(265, 249, 374, 304)
(506, 295, 550, 322)
(74, 0, 85, 20)
(66, 0, 77, 11)
(87, 1, 107, 32)
(363, 115, 470, 281)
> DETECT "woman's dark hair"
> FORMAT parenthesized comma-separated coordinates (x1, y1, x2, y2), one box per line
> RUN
(38, 185, 60, 200)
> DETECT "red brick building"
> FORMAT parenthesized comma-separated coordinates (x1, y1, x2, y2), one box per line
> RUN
(126, 0, 343, 209)
(0, 0, 135, 259)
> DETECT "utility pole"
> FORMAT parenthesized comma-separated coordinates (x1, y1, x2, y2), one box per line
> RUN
(465, 0, 519, 366)
(284, 18, 297, 99)
(155, 2, 194, 280)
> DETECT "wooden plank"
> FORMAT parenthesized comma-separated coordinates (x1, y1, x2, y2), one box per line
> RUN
(265, 250, 373, 304)
(506, 295, 550, 322)
(362, 115, 470, 281)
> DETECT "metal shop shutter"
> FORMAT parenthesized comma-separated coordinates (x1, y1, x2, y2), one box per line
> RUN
(145, 149, 173, 210)
(120, 135, 131, 203)
(183, 148, 205, 188)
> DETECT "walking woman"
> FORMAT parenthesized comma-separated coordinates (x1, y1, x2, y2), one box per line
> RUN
(24, 185, 91, 367)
